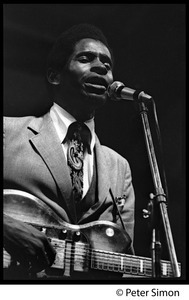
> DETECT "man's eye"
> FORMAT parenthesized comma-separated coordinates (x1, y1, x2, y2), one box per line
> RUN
(78, 56, 89, 63)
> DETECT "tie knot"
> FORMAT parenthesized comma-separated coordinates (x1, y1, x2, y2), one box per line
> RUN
(64, 121, 92, 154)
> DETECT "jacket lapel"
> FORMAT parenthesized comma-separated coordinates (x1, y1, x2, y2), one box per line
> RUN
(27, 114, 112, 224)
(27, 113, 77, 223)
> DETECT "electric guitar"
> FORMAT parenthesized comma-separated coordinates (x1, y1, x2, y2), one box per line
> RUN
(3, 189, 181, 279)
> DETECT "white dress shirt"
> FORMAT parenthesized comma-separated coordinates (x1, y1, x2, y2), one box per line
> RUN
(50, 102, 95, 198)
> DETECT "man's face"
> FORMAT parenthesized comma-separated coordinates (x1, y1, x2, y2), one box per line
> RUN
(61, 38, 114, 108)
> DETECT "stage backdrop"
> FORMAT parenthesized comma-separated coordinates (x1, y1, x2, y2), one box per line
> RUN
(3, 4, 186, 279)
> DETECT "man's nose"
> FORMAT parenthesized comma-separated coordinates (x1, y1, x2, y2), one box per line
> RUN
(90, 60, 107, 75)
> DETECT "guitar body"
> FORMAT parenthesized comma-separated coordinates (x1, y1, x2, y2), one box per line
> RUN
(3, 189, 131, 280)
(4, 189, 180, 279)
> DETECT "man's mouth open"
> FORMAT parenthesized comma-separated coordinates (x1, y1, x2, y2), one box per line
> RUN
(84, 77, 108, 95)
(84, 82, 107, 94)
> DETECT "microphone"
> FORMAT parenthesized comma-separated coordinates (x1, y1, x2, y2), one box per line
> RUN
(108, 81, 152, 102)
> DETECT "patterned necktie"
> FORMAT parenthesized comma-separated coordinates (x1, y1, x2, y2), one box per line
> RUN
(64, 122, 92, 202)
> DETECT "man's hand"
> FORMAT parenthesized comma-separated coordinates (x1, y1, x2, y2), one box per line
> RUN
(3, 214, 56, 273)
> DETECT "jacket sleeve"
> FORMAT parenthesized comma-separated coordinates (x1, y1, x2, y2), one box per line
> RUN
(114, 159, 135, 254)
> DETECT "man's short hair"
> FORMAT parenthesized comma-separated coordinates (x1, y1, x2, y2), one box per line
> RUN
(47, 23, 113, 73)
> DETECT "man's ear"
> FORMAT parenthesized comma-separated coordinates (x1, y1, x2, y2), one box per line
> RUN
(47, 69, 60, 85)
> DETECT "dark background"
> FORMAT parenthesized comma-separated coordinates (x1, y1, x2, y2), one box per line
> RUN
(3, 4, 186, 279)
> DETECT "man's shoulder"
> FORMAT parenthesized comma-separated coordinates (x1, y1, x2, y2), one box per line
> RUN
(4, 115, 36, 122)
(4, 115, 35, 126)
(3, 115, 40, 133)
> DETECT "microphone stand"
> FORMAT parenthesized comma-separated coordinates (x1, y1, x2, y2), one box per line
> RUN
(137, 99, 180, 278)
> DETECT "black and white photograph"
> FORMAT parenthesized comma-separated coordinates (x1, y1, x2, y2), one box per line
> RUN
(2, 3, 186, 293)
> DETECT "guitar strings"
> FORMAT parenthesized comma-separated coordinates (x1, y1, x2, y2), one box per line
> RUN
(4, 247, 174, 277)
(52, 244, 174, 276)
(4, 242, 176, 277)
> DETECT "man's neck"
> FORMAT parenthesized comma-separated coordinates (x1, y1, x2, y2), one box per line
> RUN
(54, 99, 95, 122)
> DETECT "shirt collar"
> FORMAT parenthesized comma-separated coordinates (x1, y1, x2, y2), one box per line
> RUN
(50, 102, 95, 152)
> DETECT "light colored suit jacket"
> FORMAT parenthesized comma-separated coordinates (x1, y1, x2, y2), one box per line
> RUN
(3, 112, 135, 243)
